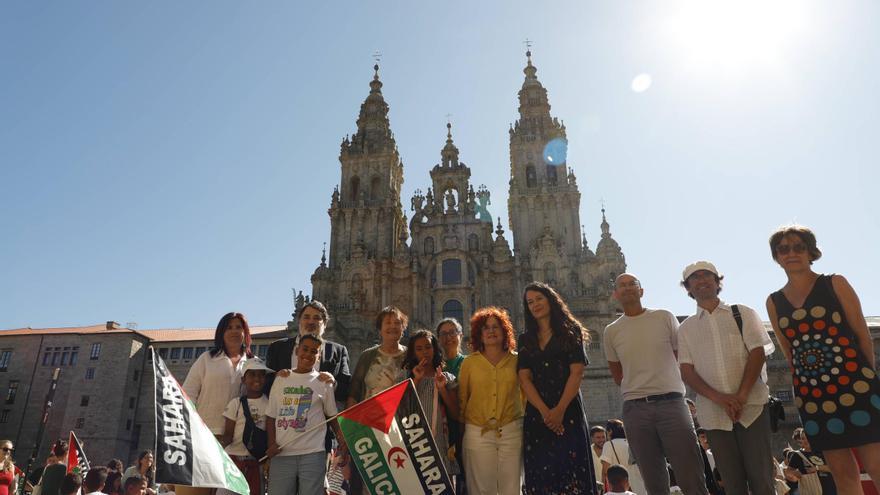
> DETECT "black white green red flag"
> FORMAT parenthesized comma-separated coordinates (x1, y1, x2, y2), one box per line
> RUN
(337, 380, 453, 495)
(66, 431, 90, 476)
(151, 347, 249, 495)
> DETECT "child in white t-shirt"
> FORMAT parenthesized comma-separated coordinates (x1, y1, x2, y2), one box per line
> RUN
(266, 334, 339, 495)
(220, 359, 272, 495)
(605, 464, 637, 495)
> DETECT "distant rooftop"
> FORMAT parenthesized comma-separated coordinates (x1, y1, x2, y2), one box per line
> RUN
(0, 321, 289, 343)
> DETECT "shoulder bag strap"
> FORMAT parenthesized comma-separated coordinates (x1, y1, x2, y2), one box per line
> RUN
(610, 439, 622, 464)
(731, 304, 751, 353)
(240, 396, 254, 424)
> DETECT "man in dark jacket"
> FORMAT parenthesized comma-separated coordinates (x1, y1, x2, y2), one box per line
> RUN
(264, 300, 351, 406)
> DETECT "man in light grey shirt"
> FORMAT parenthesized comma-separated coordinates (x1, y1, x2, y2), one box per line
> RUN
(605, 273, 708, 495)
(678, 261, 775, 495)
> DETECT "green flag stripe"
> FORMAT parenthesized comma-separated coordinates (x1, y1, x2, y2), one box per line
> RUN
(339, 417, 402, 495)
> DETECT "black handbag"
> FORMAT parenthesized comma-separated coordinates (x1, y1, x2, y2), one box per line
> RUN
(240, 396, 269, 459)
(732, 305, 785, 432)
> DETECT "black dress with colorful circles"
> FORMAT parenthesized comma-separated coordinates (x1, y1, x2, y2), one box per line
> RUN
(517, 334, 597, 495)
(771, 274, 880, 450)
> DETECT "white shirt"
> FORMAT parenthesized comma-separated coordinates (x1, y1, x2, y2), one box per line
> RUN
(592, 444, 604, 484)
(267, 370, 337, 456)
(182, 351, 248, 434)
(604, 309, 686, 400)
(222, 395, 269, 456)
(678, 302, 774, 430)
(600, 438, 645, 495)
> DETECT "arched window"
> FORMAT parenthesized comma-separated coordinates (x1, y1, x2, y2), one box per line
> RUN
(424, 237, 435, 255)
(526, 165, 537, 188)
(442, 259, 462, 285)
(546, 165, 558, 186)
(442, 299, 464, 325)
(369, 176, 381, 201)
(350, 176, 360, 202)
(468, 234, 479, 252)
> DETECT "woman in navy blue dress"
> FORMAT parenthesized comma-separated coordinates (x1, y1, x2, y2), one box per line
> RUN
(518, 281, 597, 495)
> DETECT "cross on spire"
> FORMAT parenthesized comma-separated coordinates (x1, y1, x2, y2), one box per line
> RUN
(372, 50, 382, 64)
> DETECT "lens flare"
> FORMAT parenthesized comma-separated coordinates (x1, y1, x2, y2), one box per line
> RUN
(631, 74, 652, 93)
(543, 137, 568, 165)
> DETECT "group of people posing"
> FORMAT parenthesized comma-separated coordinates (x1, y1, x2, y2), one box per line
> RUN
(175, 224, 879, 495)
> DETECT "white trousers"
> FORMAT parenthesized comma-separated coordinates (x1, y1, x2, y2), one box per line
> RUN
(463, 419, 523, 495)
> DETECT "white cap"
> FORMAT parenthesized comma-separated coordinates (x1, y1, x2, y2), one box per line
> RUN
(682, 260, 720, 282)
(242, 358, 274, 374)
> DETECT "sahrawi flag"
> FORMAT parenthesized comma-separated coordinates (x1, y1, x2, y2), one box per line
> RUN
(152, 347, 248, 495)
(338, 379, 453, 495)
(67, 431, 90, 475)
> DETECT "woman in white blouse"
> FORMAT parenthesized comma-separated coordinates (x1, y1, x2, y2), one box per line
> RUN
(601, 419, 646, 495)
(183, 312, 253, 437)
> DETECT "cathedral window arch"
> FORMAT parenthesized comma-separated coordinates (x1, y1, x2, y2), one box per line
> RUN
(467, 233, 479, 252)
(442, 299, 464, 325)
(350, 176, 360, 202)
(369, 176, 381, 201)
(442, 259, 462, 286)
(546, 164, 558, 186)
(526, 165, 537, 188)
(424, 237, 435, 255)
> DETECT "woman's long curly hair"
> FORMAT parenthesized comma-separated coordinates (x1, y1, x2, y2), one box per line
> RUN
(521, 281, 589, 351)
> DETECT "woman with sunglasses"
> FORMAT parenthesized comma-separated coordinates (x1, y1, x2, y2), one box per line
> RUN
(766, 225, 880, 494)
(0, 441, 15, 495)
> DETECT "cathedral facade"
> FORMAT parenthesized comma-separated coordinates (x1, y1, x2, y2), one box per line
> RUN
(309, 51, 627, 363)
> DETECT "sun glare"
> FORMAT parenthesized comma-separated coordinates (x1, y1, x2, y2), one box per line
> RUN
(631, 73, 653, 93)
(664, 0, 811, 75)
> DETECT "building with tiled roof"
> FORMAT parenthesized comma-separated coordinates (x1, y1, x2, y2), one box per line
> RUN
(0, 321, 291, 467)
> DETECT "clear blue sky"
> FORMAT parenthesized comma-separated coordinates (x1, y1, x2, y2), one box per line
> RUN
(2, 1, 878, 330)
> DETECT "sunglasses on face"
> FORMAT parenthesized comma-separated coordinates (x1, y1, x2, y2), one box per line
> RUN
(776, 243, 807, 255)
(1, 447, 12, 453)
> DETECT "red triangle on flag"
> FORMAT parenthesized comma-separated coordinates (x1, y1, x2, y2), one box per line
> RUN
(339, 380, 409, 434)
(66, 431, 89, 475)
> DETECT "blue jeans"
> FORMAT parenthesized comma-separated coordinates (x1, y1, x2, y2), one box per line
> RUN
(268, 451, 326, 495)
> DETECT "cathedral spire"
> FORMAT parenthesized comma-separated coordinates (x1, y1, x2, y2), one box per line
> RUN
(523, 49, 538, 83)
(369, 63, 382, 94)
(350, 62, 393, 147)
(516, 48, 553, 122)
(600, 206, 611, 238)
(441, 121, 460, 167)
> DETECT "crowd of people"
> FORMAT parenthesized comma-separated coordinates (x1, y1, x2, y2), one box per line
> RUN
(12, 438, 157, 495)
(14, 224, 880, 495)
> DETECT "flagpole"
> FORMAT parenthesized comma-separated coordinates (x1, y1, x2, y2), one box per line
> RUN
(258, 379, 414, 463)
(23, 368, 61, 491)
